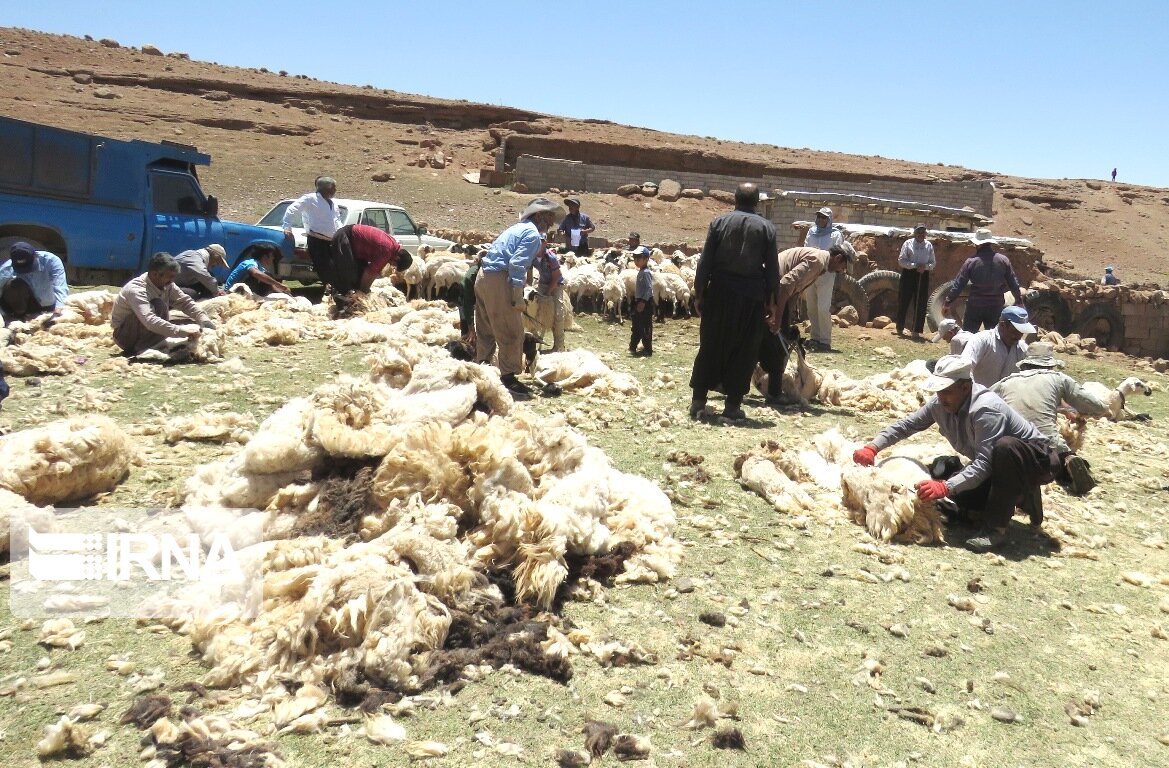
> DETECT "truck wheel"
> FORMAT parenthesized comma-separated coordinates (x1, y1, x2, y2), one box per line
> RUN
(832, 273, 870, 323)
(1074, 303, 1124, 349)
(1023, 290, 1073, 334)
(927, 280, 958, 330)
(857, 270, 901, 323)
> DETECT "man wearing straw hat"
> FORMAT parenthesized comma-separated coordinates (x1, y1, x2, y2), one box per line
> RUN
(992, 342, 1109, 498)
(852, 354, 1058, 552)
(475, 197, 564, 396)
(942, 228, 1023, 332)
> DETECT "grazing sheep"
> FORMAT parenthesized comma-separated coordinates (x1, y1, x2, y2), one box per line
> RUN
(1081, 377, 1154, 421)
(601, 274, 626, 323)
(564, 263, 605, 313)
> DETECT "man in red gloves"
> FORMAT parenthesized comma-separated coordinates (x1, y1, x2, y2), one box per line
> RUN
(851, 355, 1058, 553)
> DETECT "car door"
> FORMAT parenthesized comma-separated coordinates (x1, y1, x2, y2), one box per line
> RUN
(388, 209, 422, 255)
(147, 170, 224, 272)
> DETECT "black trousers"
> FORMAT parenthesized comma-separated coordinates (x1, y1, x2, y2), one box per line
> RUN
(1, 278, 50, 322)
(307, 235, 336, 288)
(329, 226, 363, 295)
(178, 283, 217, 301)
(690, 281, 766, 402)
(962, 300, 1003, 332)
(630, 299, 654, 352)
(758, 331, 791, 398)
(896, 268, 930, 334)
(949, 436, 1055, 529)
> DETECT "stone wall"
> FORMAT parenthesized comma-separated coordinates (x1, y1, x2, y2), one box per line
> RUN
(1030, 279, 1169, 358)
(513, 153, 995, 250)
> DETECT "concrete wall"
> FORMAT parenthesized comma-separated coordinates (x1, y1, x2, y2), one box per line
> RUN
(514, 153, 995, 250)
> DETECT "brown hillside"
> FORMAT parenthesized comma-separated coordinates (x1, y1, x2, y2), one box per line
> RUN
(2, 27, 1167, 284)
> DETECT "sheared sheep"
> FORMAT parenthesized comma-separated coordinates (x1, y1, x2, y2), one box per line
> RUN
(1081, 377, 1154, 421)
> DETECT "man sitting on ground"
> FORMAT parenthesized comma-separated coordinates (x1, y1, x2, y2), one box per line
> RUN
(0, 241, 68, 324)
(224, 244, 291, 297)
(111, 252, 215, 361)
(853, 355, 1057, 553)
(992, 342, 1109, 499)
(174, 244, 228, 300)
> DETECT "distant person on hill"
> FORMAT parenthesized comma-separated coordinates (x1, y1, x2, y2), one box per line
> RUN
(689, 183, 780, 422)
(896, 223, 936, 340)
(802, 206, 844, 351)
(1102, 265, 1119, 285)
(0, 241, 68, 324)
(282, 175, 343, 289)
(174, 244, 228, 300)
(558, 196, 595, 258)
(943, 229, 1023, 332)
(1111, 168, 1117, 182)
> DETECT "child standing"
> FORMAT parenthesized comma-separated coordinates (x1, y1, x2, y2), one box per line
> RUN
(629, 250, 654, 356)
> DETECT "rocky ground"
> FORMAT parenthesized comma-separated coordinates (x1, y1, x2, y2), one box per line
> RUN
(2, 27, 1168, 284)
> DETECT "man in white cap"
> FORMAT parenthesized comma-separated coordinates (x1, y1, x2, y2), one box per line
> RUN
(283, 175, 343, 289)
(992, 342, 1109, 497)
(476, 197, 564, 395)
(942, 229, 1023, 332)
(960, 305, 1034, 387)
(853, 354, 1057, 552)
(173, 244, 228, 300)
(931, 318, 973, 356)
(802, 206, 844, 351)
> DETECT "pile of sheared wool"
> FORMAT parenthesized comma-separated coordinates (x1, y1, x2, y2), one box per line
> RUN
(0, 339, 80, 376)
(533, 350, 641, 397)
(0, 487, 55, 557)
(817, 360, 931, 414)
(162, 411, 256, 445)
(736, 428, 945, 544)
(172, 337, 677, 702)
(0, 416, 137, 506)
(58, 289, 117, 325)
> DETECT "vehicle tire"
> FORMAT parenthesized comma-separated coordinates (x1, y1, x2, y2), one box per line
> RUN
(857, 270, 901, 323)
(927, 279, 958, 330)
(832, 273, 870, 324)
(1074, 303, 1125, 349)
(1023, 289, 1073, 334)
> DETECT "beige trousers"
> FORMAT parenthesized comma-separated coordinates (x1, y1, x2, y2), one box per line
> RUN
(474, 269, 524, 375)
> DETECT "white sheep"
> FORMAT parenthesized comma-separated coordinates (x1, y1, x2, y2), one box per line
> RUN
(1081, 377, 1153, 421)
(601, 273, 626, 323)
(564, 263, 605, 313)
(427, 260, 469, 300)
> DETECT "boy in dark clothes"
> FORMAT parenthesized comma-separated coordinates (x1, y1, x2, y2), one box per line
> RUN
(629, 250, 654, 356)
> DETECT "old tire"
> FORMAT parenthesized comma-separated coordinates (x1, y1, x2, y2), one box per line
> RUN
(1023, 289, 1073, 334)
(1074, 303, 1124, 349)
(858, 270, 901, 324)
(927, 279, 957, 331)
(832, 273, 870, 324)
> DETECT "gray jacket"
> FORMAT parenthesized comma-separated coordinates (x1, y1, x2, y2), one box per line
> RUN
(992, 369, 1109, 453)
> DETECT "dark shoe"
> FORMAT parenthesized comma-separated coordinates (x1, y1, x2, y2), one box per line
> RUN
(500, 374, 532, 396)
(643, 349, 652, 357)
(720, 408, 748, 423)
(689, 400, 708, 421)
(1064, 455, 1096, 496)
(1019, 485, 1044, 527)
(965, 528, 1008, 553)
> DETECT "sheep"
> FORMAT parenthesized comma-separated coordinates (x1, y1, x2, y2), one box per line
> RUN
(419, 251, 464, 298)
(428, 260, 469, 300)
(841, 457, 943, 545)
(601, 273, 626, 323)
(564, 263, 605, 313)
(396, 250, 427, 298)
(653, 271, 691, 320)
(1081, 377, 1154, 421)
(0, 416, 136, 505)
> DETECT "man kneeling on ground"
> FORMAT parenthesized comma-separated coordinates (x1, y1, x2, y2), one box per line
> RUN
(329, 223, 413, 315)
(852, 355, 1058, 553)
(111, 252, 216, 361)
(224, 244, 291, 297)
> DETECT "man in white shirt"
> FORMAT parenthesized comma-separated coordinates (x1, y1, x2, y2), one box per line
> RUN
(282, 176, 343, 289)
(932, 318, 974, 355)
(961, 306, 1034, 387)
(802, 206, 844, 351)
(896, 224, 935, 339)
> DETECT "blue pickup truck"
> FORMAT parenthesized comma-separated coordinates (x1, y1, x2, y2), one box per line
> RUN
(0, 115, 291, 285)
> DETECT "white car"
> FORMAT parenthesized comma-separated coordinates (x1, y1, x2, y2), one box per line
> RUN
(257, 198, 456, 282)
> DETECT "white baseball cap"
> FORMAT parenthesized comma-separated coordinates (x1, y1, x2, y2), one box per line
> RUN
(931, 318, 959, 342)
(923, 355, 973, 392)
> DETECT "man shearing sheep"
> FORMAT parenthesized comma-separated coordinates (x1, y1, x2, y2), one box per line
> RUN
(111, 252, 216, 361)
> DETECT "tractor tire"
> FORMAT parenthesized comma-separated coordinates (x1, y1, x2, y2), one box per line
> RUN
(1074, 303, 1125, 349)
(858, 270, 901, 324)
(927, 279, 957, 330)
(1023, 289, 1073, 334)
(832, 273, 870, 324)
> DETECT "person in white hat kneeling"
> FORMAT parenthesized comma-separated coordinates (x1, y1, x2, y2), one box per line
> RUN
(852, 354, 1058, 552)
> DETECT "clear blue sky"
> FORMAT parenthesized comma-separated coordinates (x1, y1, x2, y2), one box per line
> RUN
(5, 1, 1166, 187)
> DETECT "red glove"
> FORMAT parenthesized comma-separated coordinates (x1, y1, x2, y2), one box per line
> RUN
(853, 445, 878, 466)
(915, 479, 949, 501)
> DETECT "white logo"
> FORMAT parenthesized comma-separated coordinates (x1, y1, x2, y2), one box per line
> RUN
(28, 529, 241, 582)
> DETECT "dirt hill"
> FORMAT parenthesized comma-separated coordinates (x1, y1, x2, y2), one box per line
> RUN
(3, 27, 1168, 284)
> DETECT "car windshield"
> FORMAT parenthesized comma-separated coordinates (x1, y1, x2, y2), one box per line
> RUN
(257, 201, 348, 227)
